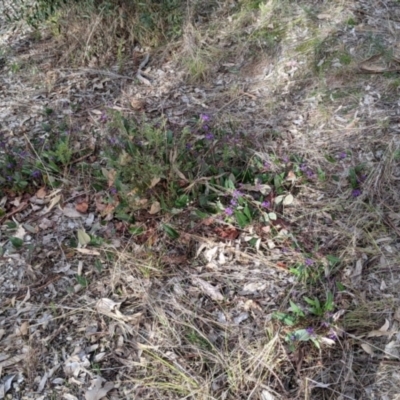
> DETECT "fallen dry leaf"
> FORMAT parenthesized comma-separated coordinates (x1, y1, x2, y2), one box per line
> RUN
(361, 343, 375, 356)
(36, 187, 47, 199)
(286, 170, 296, 183)
(77, 229, 91, 246)
(76, 248, 100, 256)
(85, 377, 114, 400)
(47, 194, 61, 212)
(192, 277, 224, 301)
(62, 206, 84, 219)
(214, 226, 239, 240)
(76, 201, 89, 213)
(149, 201, 161, 214)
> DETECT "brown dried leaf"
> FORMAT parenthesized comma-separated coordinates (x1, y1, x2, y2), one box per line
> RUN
(149, 201, 161, 214)
(214, 226, 239, 240)
(192, 277, 224, 301)
(47, 194, 61, 212)
(36, 187, 47, 199)
(76, 201, 89, 213)
(62, 206, 84, 219)
(361, 343, 375, 356)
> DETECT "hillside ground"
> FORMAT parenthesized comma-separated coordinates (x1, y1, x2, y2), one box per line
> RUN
(1, 0, 400, 399)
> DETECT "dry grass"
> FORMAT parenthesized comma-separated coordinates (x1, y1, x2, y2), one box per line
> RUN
(3, 0, 400, 399)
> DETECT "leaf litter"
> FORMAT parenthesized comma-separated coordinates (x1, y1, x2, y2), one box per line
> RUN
(2, 0, 400, 399)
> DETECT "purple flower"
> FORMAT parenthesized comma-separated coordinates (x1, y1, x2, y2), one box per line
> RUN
(306, 169, 315, 178)
(282, 155, 289, 163)
(290, 334, 297, 341)
(31, 170, 41, 179)
(261, 200, 270, 208)
(328, 330, 338, 340)
(108, 136, 118, 145)
(300, 163, 308, 172)
(263, 161, 270, 170)
(109, 187, 117, 195)
(338, 152, 347, 160)
(100, 112, 108, 123)
(305, 258, 314, 266)
(186, 143, 192, 150)
(225, 207, 234, 216)
(306, 327, 314, 335)
(200, 114, 210, 122)
(352, 189, 362, 197)
(232, 190, 243, 199)
(357, 174, 367, 183)
(230, 198, 238, 207)
(205, 133, 214, 140)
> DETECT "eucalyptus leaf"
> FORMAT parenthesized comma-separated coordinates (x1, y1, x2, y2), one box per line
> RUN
(77, 229, 91, 246)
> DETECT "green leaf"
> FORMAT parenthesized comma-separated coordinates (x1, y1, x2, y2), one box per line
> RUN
(76, 275, 89, 287)
(234, 210, 248, 228)
(273, 312, 296, 326)
(289, 300, 305, 317)
(336, 281, 345, 291)
(162, 224, 180, 239)
(224, 179, 235, 189)
(249, 237, 258, 247)
(129, 226, 145, 236)
(325, 154, 336, 163)
(195, 210, 209, 219)
(10, 237, 24, 248)
(292, 328, 312, 341)
(243, 204, 252, 221)
(326, 254, 341, 266)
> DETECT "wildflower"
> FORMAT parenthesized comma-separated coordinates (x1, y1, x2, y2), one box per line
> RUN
(205, 133, 214, 140)
(232, 189, 243, 199)
(290, 333, 297, 341)
(186, 143, 192, 150)
(306, 169, 315, 178)
(263, 161, 270, 170)
(200, 113, 210, 123)
(305, 258, 314, 266)
(306, 327, 314, 335)
(338, 152, 347, 160)
(230, 198, 238, 207)
(31, 170, 41, 179)
(100, 112, 108, 123)
(261, 200, 270, 208)
(328, 330, 338, 340)
(352, 188, 362, 197)
(109, 187, 117, 195)
(225, 207, 234, 216)
(282, 155, 289, 163)
(357, 174, 367, 183)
